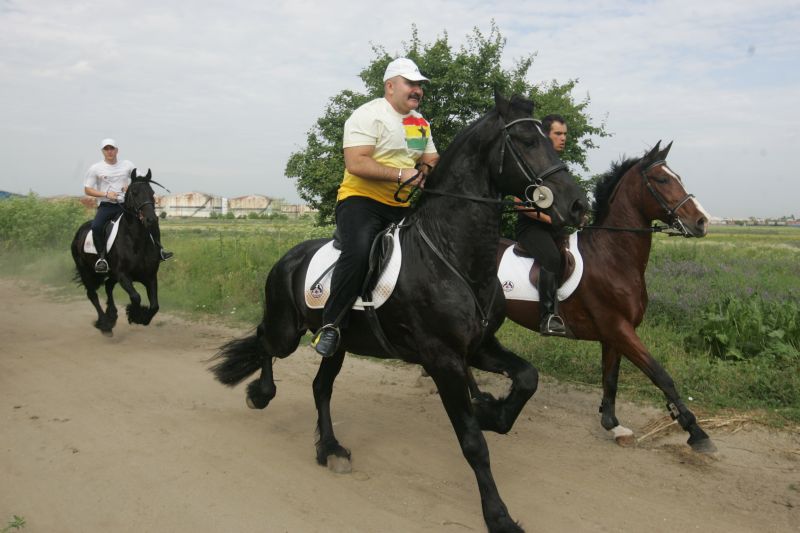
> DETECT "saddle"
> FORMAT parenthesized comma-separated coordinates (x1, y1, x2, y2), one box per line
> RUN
(304, 225, 402, 311)
(512, 234, 577, 287)
(330, 226, 395, 298)
(83, 215, 122, 255)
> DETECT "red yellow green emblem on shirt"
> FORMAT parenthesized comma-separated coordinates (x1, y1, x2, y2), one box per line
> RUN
(403, 116, 430, 151)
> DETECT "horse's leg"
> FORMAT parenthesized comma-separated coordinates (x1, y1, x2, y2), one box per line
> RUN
(611, 326, 716, 453)
(425, 357, 523, 533)
(83, 274, 113, 335)
(139, 276, 159, 325)
(468, 336, 539, 434)
(104, 277, 118, 330)
(599, 343, 635, 446)
(117, 274, 146, 325)
(312, 347, 351, 473)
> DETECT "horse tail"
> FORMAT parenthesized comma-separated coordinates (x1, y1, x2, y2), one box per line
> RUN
(209, 329, 265, 386)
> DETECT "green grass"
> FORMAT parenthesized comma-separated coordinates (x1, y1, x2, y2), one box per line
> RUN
(1, 197, 798, 425)
(1, 515, 26, 533)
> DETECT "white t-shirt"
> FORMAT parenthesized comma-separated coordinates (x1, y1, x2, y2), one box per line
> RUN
(84, 160, 135, 204)
(338, 97, 436, 206)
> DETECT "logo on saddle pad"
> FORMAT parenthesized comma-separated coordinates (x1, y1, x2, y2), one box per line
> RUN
(497, 232, 584, 302)
(83, 216, 122, 255)
(304, 227, 403, 311)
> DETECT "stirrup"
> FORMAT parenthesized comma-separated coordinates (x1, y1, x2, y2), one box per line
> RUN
(160, 249, 174, 261)
(540, 314, 567, 337)
(94, 258, 109, 273)
(311, 324, 341, 358)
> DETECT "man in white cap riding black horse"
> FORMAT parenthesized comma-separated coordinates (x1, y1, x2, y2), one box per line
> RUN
(83, 138, 173, 273)
(311, 58, 440, 357)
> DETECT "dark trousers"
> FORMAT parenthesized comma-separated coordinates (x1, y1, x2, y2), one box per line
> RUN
(515, 213, 561, 272)
(91, 202, 124, 255)
(323, 196, 408, 328)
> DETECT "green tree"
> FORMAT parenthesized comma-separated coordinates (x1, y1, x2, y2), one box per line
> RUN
(286, 23, 610, 226)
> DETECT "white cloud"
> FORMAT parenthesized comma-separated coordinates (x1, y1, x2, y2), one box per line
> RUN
(0, 0, 798, 217)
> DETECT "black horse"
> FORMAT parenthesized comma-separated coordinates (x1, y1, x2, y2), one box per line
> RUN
(210, 93, 588, 532)
(71, 169, 162, 336)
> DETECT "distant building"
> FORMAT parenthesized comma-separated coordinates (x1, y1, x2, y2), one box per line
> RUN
(157, 191, 223, 218)
(228, 195, 274, 217)
(280, 203, 317, 218)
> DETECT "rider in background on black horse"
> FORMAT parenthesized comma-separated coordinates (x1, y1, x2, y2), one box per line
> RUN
(514, 114, 570, 337)
(311, 58, 440, 358)
(83, 138, 173, 273)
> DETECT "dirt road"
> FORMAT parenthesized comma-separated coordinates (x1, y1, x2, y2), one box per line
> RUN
(1, 279, 798, 532)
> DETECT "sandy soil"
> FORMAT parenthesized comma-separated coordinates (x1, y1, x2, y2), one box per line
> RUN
(1, 278, 798, 533)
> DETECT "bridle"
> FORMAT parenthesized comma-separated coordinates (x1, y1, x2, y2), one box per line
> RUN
(124, 178, 169, 222)
(499, 118, 567, 190)
(585, 159, 696, 237)
(641, 159, 695, 236)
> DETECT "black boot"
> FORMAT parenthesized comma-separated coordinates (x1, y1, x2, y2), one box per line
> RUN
(311, 324, 341, 358)
(538, 267, 566, 337)
(160, 249, 174, 261)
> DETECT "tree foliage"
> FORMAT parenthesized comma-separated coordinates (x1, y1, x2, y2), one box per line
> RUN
(286, 23, 610, 226)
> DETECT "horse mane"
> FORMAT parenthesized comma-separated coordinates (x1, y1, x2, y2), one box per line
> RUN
(592, 156, 641, 223)
(430, 94, 537, 180)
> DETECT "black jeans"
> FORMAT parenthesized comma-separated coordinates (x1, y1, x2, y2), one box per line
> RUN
(515, 213, 561, 272)
(91, 202, 124, 255)
(323, 196, 408, 328)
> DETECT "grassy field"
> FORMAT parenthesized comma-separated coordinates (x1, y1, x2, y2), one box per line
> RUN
(1, 195, 798, 425)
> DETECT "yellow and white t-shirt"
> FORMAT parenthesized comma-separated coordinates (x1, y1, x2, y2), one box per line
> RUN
(338, 97, 437, 206)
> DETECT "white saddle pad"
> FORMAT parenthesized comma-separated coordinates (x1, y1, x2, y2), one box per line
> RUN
(83, 216, 122, 254)
(497, 231, 584, 302)
(304, 226, 403, 311)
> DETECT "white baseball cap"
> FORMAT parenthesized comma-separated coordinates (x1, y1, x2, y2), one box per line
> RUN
(101, 138, 118, 149)
(383, 58, 429, 82)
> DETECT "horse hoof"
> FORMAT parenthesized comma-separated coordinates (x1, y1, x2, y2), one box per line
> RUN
(102, 330, 113, 338)
(326, 455, 352, 474)
(611, 425, 635, 447)
(689, 437, 717, 454)
(245, 395, 271, 409)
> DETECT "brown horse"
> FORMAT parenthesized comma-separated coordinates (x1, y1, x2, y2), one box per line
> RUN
(498, 141, 716, 453)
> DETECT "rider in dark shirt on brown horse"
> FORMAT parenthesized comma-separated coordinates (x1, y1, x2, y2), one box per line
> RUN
(514, 114, 571, 336)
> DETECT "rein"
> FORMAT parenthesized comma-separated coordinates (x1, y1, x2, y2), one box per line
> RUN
(415, 221, 496, 328)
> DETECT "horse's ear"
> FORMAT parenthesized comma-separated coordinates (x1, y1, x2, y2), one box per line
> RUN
(644, 141, 661, 164)
(494, 89, 510, 119)
(145, 169, 152, 181)
(658, 141, 673, 160)
(131, 168, 138, 180)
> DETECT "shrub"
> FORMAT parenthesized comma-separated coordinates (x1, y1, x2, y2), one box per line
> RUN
(686, 294, 800, 361)
(0, 194, 89, 249)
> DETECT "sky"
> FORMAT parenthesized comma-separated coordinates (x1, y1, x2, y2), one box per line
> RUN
(1, 0, 798, 219)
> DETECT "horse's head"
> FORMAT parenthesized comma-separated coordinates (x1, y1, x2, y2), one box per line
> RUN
(125, 168, 159, 230)
(637, 141, 710, 237)
(492, 92, 589, 228)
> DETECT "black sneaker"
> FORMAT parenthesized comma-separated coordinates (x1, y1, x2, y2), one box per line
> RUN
(160, 249, 174, 261)
(312, 327, 340, 358)
(94, 258, 109, 273)
(540, 314, 567, 337)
